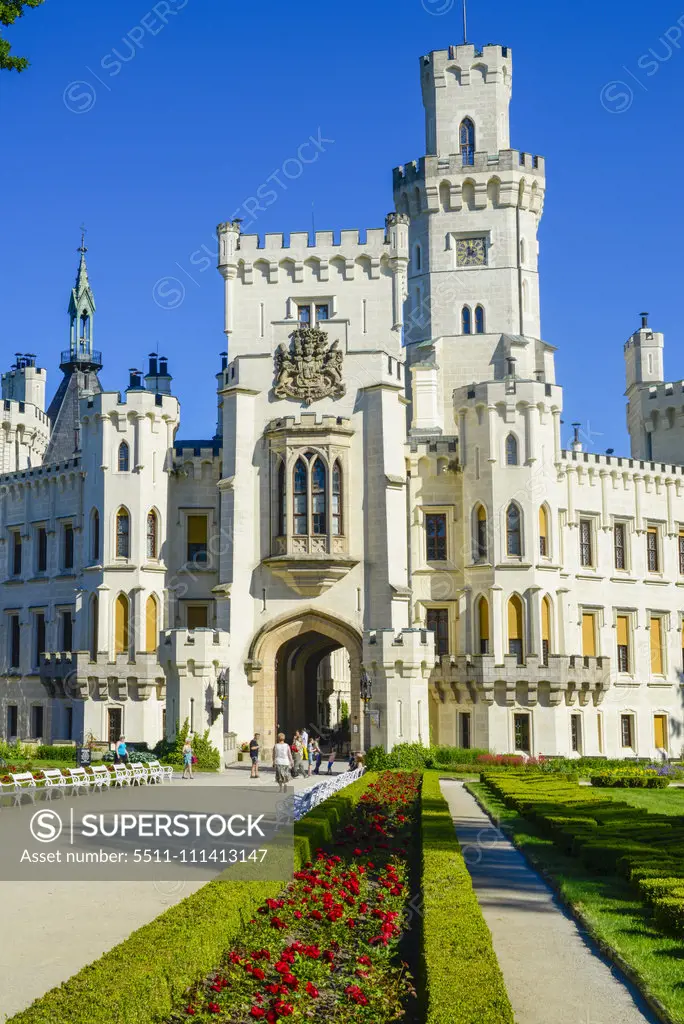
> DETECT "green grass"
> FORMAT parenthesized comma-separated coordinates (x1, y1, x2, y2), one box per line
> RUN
(469, 781, 684, 1024)
(596, 786, 684, 817)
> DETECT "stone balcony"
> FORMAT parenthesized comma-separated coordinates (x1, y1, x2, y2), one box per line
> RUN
(430, 653, 611, 707)
(40, 651, 166, 701)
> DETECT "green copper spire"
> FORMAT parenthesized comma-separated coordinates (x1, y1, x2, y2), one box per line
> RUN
(64, 229, 101, 371)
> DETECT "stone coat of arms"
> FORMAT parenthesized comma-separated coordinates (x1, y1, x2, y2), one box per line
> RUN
(273, 325, 345, 405)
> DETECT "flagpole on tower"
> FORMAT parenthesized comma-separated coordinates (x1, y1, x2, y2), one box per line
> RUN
(462, 0, 467, 44)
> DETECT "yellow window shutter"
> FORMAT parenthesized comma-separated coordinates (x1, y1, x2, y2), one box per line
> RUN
(616, 615, 628, 646)
(479, 598, 489, 641)
(582, 613, 596, 657)
(508, 597, 522, 641)
(115, 594, 129, 654)
(541, 598, 551, 642)
(145, 595, 158, 653)
(188, 515, 207, 544)
(539, 505, 547, 539)
(477, 505, 487, 522)
(654, 714, 667, 749)
(650, 617, 663, 674)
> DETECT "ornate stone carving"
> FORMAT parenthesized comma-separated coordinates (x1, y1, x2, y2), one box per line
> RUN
(274, 326, 345, 405)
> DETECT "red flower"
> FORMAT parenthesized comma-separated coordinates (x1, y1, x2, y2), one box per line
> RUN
(273, 1001, 294, 1016)
(207, 1002, 221, 1014)
(250, 1009, 266, 1019)
(185, 1008, 196, 1017)
(306, 982, 320, 998)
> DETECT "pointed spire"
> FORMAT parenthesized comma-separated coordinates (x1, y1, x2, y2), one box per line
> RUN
(64, 230, 101, 372)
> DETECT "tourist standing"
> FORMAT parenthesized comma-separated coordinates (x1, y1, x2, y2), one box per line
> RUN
(326, 747, 336, 775)
(273, 733, 294, 793)
(115, 735, 129, 765)
(291, 731, 303, 777)
(249, 733, 260, 778)
(182, 736, 194, 780)
(310, 736, 322, 774)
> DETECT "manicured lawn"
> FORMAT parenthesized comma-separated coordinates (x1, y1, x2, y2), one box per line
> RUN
(597, 785, 684, 817)
(469, 781, 684, 1024)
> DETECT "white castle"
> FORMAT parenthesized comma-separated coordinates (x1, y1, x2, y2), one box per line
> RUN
(2, 42, 683, 762)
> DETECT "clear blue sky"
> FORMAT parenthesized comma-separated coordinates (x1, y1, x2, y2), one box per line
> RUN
(1, 0, 683, 451)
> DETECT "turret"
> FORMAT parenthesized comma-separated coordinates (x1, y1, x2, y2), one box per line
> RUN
(1, 353, 46, 411)
(624, 312, 664, 391)
(624, 312, 683, 463)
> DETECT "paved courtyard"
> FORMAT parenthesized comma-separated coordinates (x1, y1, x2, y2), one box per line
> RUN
(0, 763, 334, 1021)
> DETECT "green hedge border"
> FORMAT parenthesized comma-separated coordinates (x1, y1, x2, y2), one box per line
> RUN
(420, 771, 514, 1024)
(8, 773, 376, 1024)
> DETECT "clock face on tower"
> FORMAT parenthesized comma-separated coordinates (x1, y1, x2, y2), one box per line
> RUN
(456, 237, 487, 267)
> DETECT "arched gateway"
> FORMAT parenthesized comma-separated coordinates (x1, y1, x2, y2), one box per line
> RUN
(246, 610, 363, 748)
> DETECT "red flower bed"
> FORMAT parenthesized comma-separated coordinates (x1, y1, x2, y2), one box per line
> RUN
(175, 771, 419, 1023)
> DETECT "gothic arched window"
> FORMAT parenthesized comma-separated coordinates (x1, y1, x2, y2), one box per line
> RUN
(116, 507, 130, 558)
(91, 508, 100, 561)
(311, 459, 327, 535)
(118, 441, 130, 472)
(508, 594, 524, 663)
(475, 305, 485, 334)
(293, 458, 308, 535)
(115, 593, 129, 655)
(332, 461, 343, 536)
(459, 117, 475, 166)
(146, 510, 158, 559)
(461, 306, 472, 334)
(506, 503, 522, 556)
(277, 461, 286, 536)
(505, 433, 518, 465)
(474, 504, 488, 560)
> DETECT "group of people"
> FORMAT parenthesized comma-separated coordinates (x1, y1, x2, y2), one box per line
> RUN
(267, 730, 358, 792)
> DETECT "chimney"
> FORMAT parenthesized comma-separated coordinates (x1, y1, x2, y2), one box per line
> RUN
(571, 422, 583, 453)
(220, 351, 228, 371)
(128, 368, 143, 390)
(145, 355, 172, 395)
(640, 311, 649, 330)
(148, 352, 158, 377)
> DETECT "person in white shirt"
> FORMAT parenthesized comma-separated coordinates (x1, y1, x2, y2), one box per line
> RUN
(272, 733, 294, 793)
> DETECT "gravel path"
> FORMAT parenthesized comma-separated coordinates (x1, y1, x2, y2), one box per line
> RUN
(439, 779, 658, 1024)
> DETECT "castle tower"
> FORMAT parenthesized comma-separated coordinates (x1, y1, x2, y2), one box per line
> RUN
(394, 44, 551, 430)
(44, 239, 103, 464)
(624, 312, 683, 463)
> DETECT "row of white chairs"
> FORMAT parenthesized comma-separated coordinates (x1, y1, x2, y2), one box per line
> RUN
(0, 760, 174, 806)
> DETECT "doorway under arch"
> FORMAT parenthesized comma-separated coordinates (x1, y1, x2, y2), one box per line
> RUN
(247, 610, 363, 750)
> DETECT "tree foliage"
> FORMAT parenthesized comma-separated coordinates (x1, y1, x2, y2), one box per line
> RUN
(0, 0, 44, 72)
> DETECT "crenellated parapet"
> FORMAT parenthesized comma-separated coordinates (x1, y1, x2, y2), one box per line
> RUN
(40, 651, 166, 702)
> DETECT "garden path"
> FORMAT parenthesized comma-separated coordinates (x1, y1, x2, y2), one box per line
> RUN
(440, 780, 658, 1024)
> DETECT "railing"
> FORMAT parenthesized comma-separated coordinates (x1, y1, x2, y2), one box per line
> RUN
(60, 349, 103, 367)
(293, 766, 365, 821)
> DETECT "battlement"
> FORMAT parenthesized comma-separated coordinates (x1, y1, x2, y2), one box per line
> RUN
(454, 377, 562, 408)
(365, 626, 435, 658)
(421, 42, 511, 75)
(0, 399, 50, 427)
(265, 413, 353, 435)
(557, 448, 684, 479)
(393, 149, 545, 189)
(0, 456, 80, 486)
(407, 435, 458, 457)
(174, 438, 222, 460)
(81, 389, 179, 419)
(235, 228, 389, 256)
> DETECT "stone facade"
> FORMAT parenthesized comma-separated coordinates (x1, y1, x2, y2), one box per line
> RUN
(1, 41, 683, 763)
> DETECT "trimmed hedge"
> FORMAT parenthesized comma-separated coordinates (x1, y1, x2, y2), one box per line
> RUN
(481, 772, 684, 937)
(420, 771, 514, 1023)
(8, 773, 376, 1024)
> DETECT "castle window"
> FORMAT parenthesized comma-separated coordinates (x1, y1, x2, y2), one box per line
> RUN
(61, 609, 73, 652)
(571, 714, 582, 753)
(579, 518, 593, 567)
(11, 532, 22, 577)
(646, 527, 659, 573)
(541, 596, 551, 666)
(91, 509, 100, 562)
(145, 594, 159, 653)
(506, 503, 522, 556)
(614, 522, 626, 570)
(474, 505, 488, 560)
(478, 596, 489, 654)
(118, 441, 130, 472)
(514, 712, 530, 753)
(679, 530, 684, 575)
(297, 305, 311, 324)
(311, 459, 327, 535)
(426, 608, 449, 657)
(474, 305, 485, 334)
(9, 614, 20, 669)
(425, 513, 447, 561)
(116, 508, 130, 559)
(6, 704, 17, 738)
(650, 616, 664, 675)
(36, 526, 47, 573)
(508, 595, 524, 664)
(539, 505, 549, 557)
(146, 511, 158, 560)
(616, 614, 630, 673)
(90, 595, 98, 661)
(505, 434, 518, 466)
(34, 611, 46, 668)
(277, 461, 286, 536)
(315, 304, 329, 322)
(187, 515, 208, 564)
(461, 306, 472, 334)
(414, 243, 422, 271)
(293, 458, 308, 535)
(654, 714, 668, 751)
(621, 713, 634, 748)
(115, 593, 129, 655)
(332, 461, 343, 536)
(581, 612, 596, 657)
(459, 117, 475, 166)
(63, 523, 74, 570)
